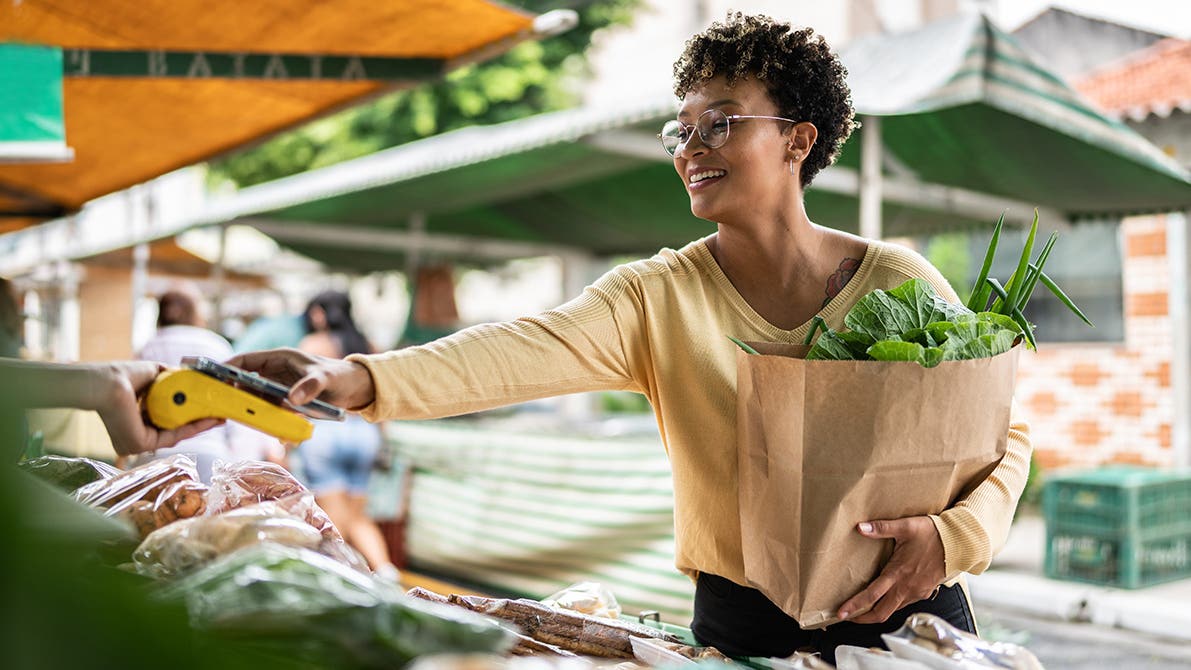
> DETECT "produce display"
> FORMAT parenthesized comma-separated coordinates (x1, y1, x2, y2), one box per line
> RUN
(542, 581, 623, 619)
(18, 454, 120, 491)
(207, 459, 344, 541)
(870, 613, 1043, 670)
(73, 453, 209, 538)
(157, 544, 515, 669)
(132, 499, 368, 578)
(407, 588, 681, 659)
(21, 455, 514, 668)
(27, 451, 1051, 668)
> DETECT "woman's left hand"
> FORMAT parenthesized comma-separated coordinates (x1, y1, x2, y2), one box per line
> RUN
(837, 515, 946, 624)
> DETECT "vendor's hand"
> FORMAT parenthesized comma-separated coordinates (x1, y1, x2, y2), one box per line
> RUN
(92, 361, 224, 456)
(837, 515, 946, 624)
(226, 348, 375, 410)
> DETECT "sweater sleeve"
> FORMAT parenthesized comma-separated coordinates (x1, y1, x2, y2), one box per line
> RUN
(346, 267, 643, 422)
(883, 244, 1034, 579)
(930, 407, 1032, 578)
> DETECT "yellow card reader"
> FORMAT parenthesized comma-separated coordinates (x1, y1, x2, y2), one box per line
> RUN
(146, 356, 345, 443)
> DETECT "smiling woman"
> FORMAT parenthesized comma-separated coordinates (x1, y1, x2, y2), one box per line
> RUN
(227, 12, 1032, 666)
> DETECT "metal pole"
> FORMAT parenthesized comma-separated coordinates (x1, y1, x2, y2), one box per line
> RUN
(559, 251, 600, 424)
(211, 224, 228, 331)
(131, 242, 150, 353)
(859, 115, 884, 240)
(405, 211, 426, 281)
(57, 260, 80, 362)
(1168, 211, 1190, 467)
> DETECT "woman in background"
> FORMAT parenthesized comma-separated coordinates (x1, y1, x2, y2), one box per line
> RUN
(296, 290, 397, 578)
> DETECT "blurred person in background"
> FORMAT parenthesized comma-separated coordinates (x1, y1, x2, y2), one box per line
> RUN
(0, 277, 21, 359)
(129, 284, 282, 480)
(1, 277, 27, 453)
(233, 311, 307, 353)
(294, 290, 397, 578)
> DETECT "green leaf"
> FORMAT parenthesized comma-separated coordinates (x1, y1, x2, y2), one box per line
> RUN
(986, 278, 1037, 350)
(806, 329, 858, 360)
(845, 279, 970, 341)
(900, 327, 938, 348)
(967, 212, 1005, 312)
(1003, 209, 1039, 314)
(728, 336, 760, 355)
(925, 321, 956, 343)
(1039, 271, 1095, 327)
(837, 331, 877, 357)
(1016, 233, 1058, 312)
(940, 313, 1020, 360)
(866, 340, 944, 368)
(802, 315, 830, 346)
(887, 278, 972, 327)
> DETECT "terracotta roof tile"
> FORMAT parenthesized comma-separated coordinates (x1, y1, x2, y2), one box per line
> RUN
(1075, 38, 1191, 119)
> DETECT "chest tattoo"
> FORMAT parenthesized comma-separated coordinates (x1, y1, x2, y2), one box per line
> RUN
(822, 257, 862, 308)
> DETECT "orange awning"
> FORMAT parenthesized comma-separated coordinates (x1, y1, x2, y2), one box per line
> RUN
(0, 0, 540, 221)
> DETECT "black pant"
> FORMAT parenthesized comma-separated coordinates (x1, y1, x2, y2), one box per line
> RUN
(691, 573, 975, 666)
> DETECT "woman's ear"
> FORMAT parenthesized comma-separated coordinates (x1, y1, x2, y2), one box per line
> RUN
(787, 122, 818, 161)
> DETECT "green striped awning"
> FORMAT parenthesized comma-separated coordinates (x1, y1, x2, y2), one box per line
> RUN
(838, 12, 1189, 216)
(390, 420, 696, 623)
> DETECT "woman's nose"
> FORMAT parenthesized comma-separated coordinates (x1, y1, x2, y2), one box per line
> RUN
(676, 135, 709, 160)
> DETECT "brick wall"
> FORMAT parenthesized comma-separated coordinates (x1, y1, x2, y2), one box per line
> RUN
(1014, 214, 1176, 468)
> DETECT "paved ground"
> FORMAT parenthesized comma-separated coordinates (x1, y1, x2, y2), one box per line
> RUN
(964, 513, 1191, 668)
(977, 607, 1191, 670)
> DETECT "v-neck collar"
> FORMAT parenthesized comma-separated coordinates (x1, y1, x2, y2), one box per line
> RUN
(690, 235, 883, 343)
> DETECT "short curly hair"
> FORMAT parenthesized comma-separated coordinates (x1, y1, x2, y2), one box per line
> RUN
(672, 12, 857, 188)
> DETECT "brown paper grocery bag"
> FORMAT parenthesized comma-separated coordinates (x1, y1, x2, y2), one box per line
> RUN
(736, 342, 1020, 629)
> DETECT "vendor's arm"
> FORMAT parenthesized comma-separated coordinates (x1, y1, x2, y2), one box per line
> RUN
(232, 269, 643, 421)
(0, 358, 223, 456)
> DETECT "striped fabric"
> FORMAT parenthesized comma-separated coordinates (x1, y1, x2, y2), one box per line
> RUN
(389, 420, 696, 623)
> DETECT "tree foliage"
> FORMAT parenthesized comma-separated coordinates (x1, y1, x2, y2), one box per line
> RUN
(211, 0, 639, 188)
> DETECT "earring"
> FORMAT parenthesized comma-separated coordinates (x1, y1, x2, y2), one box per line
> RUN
(789, 159, 794, 175)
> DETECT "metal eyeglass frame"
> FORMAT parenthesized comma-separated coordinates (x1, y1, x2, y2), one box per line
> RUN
(658, 108, 800, 156)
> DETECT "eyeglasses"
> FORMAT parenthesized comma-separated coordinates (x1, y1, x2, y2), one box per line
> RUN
(658, 108, 799, 157)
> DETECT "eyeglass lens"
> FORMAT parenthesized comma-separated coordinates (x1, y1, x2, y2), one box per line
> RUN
(660, 109, 730, 156)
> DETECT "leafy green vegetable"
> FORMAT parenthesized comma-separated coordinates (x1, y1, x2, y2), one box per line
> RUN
(843, 279, 971, 343)
(158, 544, 514, 669)
(732, 212, 1091, 366)
(868, 340, 945, 368)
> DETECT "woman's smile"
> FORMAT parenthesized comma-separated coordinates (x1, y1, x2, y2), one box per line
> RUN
(688, 167, 727, 191)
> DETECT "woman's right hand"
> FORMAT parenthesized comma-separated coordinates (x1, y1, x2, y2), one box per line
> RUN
(225, 348, 376, 411)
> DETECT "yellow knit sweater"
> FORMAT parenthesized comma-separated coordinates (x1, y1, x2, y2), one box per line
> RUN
(350, 237, 1031, 587)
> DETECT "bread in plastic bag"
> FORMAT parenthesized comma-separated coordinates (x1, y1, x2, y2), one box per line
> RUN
(881, 614, 1044, 670)
(72, 453, 208, 538)
(133, 503, 319, 578)
(541, 581, 622, 619)
(18, 455, 121, 492)
(207, 459, 343, 541)
(156, 543, 515, 668)
(134, 495, 370, 577)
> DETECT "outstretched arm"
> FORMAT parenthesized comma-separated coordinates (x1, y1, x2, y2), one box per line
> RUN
(0, 358, 223, 456)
